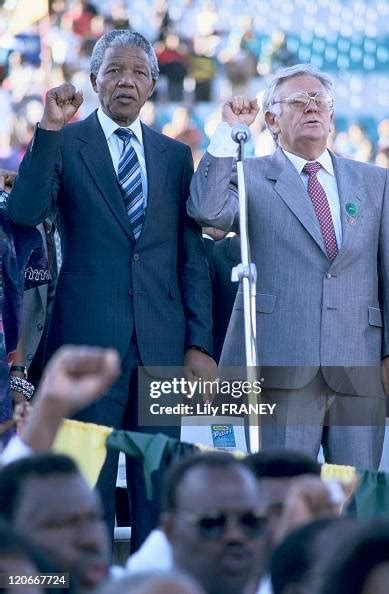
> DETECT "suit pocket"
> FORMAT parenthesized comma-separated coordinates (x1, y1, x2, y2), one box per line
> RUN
(368, 306, 382, 327)
(235, 292, 276, 313)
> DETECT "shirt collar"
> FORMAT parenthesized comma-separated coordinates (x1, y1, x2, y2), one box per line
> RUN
(97, 107, 143, 144)
(282, 148, 334, 176)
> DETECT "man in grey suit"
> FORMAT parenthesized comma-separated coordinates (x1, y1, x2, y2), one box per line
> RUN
(188, 63, 389, 469)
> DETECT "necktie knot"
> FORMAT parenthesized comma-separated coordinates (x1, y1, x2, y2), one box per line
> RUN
(115, 127, 133, 147)
(303, 161, 321, 176)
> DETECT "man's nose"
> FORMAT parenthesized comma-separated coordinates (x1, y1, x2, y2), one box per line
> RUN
(305, 97, 319, 111)
(77, 521, 106, 552)
(222, 516, 247, 541)
(118, 73, 135, 86)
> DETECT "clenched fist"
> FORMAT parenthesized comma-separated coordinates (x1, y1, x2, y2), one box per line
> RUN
(40, 83, 84, 131)
(222, 95, 260, 128)
(0, 169, 17, 193)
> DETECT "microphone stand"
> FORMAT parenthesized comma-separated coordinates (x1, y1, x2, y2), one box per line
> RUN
(231, 125, 260, 453)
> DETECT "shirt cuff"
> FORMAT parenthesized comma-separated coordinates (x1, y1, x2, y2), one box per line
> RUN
(0, 435, 33, 465)
(207, 122, 238, 158)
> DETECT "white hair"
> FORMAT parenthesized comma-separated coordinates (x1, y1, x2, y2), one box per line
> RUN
(262, 63, 334, 142)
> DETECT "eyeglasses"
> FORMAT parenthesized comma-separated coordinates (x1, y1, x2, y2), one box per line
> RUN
(272, 92, 334, 112)
(176, 508, 268, 539)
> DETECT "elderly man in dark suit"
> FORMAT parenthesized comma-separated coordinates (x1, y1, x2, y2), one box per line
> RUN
(188, 63, 389, 470)
(8, 30, 215, 548)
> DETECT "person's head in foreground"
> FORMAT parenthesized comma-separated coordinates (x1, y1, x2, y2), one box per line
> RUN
(97, 570, 205, 594)
(162, 452, 267, 594)
(270, 517, 359, 594)
(318, 519, 389, 594)
(0, 518, 55, 594)
(0, 453, 110, 593)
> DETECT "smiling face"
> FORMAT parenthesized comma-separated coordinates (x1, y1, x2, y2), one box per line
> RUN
(90, 44, 156, 126)
(265, 74, 334, 160)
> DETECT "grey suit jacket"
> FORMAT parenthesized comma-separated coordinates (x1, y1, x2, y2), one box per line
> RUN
(188, 148, 389, 396)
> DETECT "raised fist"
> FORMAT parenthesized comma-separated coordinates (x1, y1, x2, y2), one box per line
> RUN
(40, 83, 84, 131)
(222, 96, 259, 128)
(0, 169, 17, 193)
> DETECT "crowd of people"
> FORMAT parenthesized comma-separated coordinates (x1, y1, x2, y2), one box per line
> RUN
(1, 1, 388, 171)
(0, 0, 389, 593)
(1, 349, 389, 594)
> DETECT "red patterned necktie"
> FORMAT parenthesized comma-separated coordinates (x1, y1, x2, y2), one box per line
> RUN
(303, 161, 338, 260)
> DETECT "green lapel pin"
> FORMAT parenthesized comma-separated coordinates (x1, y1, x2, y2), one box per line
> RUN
(346, 202, 358, 217)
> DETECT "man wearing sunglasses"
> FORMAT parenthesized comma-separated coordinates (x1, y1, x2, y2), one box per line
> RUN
(188, 63, 388, 470)
(163, 452, 268, 594)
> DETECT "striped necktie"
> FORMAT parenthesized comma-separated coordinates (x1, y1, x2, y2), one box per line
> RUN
(303, 161, 338, 260)
(115, 128, 144, 240)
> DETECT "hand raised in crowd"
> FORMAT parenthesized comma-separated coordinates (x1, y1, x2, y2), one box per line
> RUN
(0, 169, 17, 193)
(20, 345, 120, 451)
(37, 345, 120, 415)
(13, 401, 32, 433)
(222, 95, 260, 128)
(272, 475, 345, 544)
(40, 83, 84, 131)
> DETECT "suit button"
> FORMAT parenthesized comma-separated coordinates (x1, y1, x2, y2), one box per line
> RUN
(27, 354, 33, 361)
(129, 288, 133, 297)
(37, 323, 44, 331)
(326, 273, 332, 279)
(133, 253, 140, 262)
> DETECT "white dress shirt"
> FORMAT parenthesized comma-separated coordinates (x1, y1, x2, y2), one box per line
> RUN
(125, 529, 172, 573)
(207, 122, 342, 248)
(283, 148, 342, 248)
(97, 107, 148, 208)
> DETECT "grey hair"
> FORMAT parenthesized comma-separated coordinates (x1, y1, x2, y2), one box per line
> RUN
(262, 63, 334, 143)
(90, 30, 159, 80)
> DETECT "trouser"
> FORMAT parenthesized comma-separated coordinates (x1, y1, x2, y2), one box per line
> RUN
(260, 369, 385, 470)
(75, 335, 180, 552)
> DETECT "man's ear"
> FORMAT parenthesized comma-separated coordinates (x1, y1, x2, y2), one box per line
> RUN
(329, 110, 335, 134)
(160, 511, 175, 542)
(90, 72, 97, 93)
(265, 110, 280, 137)
(148, 79, 157, 99)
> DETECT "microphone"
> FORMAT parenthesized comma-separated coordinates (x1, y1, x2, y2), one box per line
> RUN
(231, 124, 251, 144)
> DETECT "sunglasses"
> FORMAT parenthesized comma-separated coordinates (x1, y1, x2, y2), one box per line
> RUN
(177, 508, 268, 539)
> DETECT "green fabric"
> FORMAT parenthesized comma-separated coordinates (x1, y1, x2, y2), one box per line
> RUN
(351, 470, 389, 519)
(107, 430, 174, 500)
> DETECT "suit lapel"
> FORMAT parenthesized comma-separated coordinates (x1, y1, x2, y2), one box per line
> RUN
(138, 124, 168, 242)
(266, 148, 327, 256)
(331, 153, 365, 257)
(78, 111, 134, 240)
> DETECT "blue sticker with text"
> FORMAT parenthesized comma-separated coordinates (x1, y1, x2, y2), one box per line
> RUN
(211, 424, 236, 448)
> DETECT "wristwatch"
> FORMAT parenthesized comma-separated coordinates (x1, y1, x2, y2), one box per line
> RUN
(10, 365, 28, 379)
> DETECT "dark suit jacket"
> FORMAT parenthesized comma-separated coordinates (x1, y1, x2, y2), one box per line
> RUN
(9, 111, 212, 373)
(204, 235, 240, 362)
